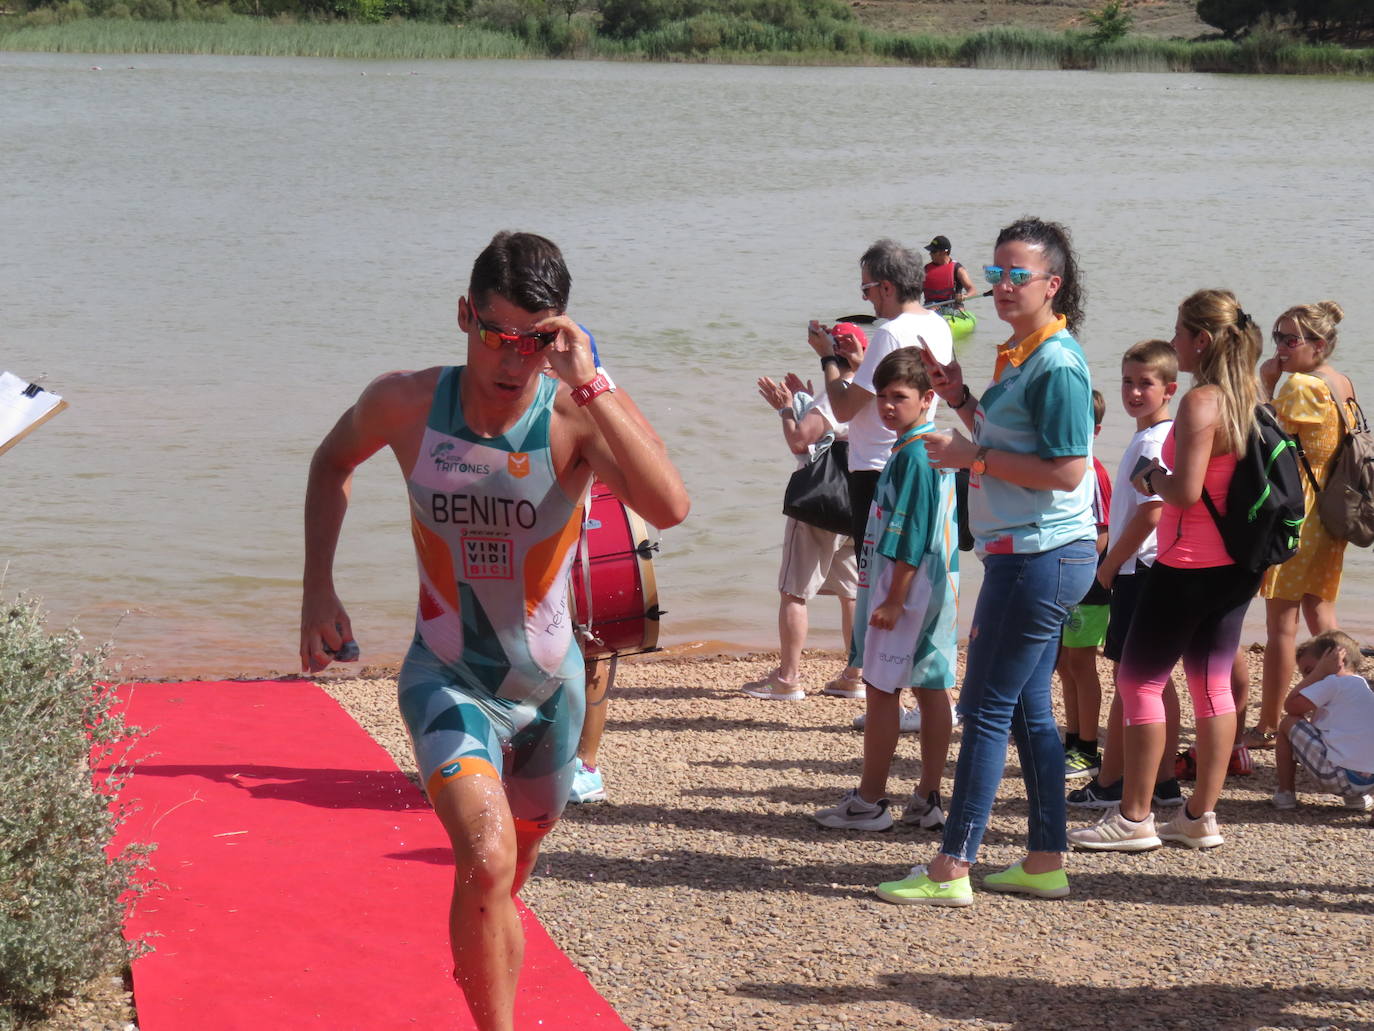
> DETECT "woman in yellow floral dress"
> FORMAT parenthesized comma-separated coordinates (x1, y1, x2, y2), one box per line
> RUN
(1246, 301, 1355, 747)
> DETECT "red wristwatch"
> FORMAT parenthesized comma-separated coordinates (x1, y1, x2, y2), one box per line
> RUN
(571, 373, 612, 407)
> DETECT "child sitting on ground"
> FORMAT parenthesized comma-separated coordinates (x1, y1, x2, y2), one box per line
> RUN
(1272, 630, 1374, 813)
(813, 347, 957, 832)
(1058, 389, 1111, 778)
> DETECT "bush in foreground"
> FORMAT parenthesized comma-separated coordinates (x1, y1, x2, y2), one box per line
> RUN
(0, 598, 151, 1029)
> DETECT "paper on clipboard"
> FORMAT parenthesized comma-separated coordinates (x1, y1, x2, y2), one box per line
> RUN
(0, 371, 68, 457)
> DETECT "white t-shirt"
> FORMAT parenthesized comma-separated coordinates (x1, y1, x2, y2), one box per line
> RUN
(1300, 673, 1374, 773)
(1107, 420, 1172, 575)
(847, 310, 954, 471)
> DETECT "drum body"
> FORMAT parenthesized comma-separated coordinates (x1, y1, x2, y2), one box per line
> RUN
(570, 482, 662, 658)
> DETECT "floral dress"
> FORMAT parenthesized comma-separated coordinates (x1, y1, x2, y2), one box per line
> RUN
(1260, 372, 1350, 603)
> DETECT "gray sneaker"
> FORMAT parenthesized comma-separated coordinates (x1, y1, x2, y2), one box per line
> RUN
(1342, 792, 1373, 811)
(813, 788, 893, 831)
(901, 790, 945, 830)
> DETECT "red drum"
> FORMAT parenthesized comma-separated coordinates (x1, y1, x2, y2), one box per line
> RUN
(570, 481, 663, 658)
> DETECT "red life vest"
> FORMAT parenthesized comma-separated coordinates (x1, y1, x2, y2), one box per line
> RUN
(924, 260, 960, 305)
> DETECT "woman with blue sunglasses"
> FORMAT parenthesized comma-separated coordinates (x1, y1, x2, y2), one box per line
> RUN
(875, 217, 1097, 906)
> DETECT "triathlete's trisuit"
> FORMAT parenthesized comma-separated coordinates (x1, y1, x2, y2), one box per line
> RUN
(397, 367, 585, 825)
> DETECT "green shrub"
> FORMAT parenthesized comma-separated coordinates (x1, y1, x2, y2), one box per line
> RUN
(1086, 0, 1132, 44)
(0, 598, 150, 1028)
(468, 0, 541, 31)
(131, 0, 173, 18)
(18, 6, 60, 24)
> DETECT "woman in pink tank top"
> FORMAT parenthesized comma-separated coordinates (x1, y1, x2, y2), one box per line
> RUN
(1070, 289, 1264, 854)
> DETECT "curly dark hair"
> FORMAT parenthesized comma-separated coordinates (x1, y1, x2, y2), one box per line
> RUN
(995, 217, 1084, 333)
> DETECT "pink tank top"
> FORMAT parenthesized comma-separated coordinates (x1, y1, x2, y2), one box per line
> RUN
(1154, 427, 1237, 569)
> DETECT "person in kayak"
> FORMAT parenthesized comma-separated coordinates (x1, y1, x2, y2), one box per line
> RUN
(923, 235, 979, 310)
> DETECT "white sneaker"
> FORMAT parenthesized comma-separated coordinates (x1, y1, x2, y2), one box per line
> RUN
(1158, 806, 1224, 849)
(852, 707, 921, 733)
(1271, 790, 1298, 810)
(740, 669, 804, 701)
(1068, 807, 1162, 852)
(901, 790, 945, 830)
(1342, 792, 1374, 811)
(813, 788, 893, 831)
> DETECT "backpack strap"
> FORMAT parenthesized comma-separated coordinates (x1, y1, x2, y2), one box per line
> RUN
(1295, 433, 1321, 496)
(1197, 404, 1266, 536)
(1310, 369, 1358, 437)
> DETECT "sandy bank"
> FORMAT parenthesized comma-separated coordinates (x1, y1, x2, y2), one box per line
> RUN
(313, 647, 1374, 1031)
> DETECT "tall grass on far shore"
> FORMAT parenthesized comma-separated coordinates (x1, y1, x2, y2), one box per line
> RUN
(0, 15, 534, 58)
(2, 15, 1373, 75)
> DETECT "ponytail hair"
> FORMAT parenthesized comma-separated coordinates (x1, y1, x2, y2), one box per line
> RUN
(1177, 289, 1262, 454)
(1275, 300, 1344, 360)
(995, 217, 1084, 333)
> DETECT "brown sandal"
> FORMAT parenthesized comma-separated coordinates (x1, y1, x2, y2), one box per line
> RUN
(1242, 727, 1277, 750)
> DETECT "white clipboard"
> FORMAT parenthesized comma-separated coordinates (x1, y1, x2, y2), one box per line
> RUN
(0, 371, 68, 457)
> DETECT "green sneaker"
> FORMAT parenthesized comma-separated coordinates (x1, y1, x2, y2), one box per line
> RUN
(983, 862, 1070, 899)
(874, 864, 973, 907)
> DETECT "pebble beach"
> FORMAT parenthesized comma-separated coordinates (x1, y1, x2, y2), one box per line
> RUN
(312, 645, 1373, 1031)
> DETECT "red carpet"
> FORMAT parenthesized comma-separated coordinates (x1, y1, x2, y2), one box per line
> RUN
(110, 679, 627, 1031)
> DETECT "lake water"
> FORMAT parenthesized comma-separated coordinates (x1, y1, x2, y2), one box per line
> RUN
(3, 51, 1373, 676)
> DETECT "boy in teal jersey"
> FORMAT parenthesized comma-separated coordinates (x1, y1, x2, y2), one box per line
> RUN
(814, 348, 958, 832)
(300, 232, 688, 1031)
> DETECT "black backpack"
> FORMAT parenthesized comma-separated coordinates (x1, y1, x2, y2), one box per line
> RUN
(1200, 404, 1306, 574)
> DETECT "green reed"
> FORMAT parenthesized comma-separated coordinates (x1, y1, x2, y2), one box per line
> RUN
(2, 14, 1372, 75)
(0, 16, 534, 58)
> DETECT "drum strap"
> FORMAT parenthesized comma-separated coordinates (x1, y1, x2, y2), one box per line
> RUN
(575, 483, 603, 649)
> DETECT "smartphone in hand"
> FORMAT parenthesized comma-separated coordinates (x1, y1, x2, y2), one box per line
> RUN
(325, 639, 360, 662)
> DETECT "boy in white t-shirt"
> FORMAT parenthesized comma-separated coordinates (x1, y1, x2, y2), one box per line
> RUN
(1068, 340, 1184, 810)
(1273, 630, 1374, 812)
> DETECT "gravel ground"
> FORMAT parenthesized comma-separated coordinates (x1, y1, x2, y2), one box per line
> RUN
(317, 646, 1374, 1031)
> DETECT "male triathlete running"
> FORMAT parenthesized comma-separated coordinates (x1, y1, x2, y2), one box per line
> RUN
(300, 230, 689, 1031)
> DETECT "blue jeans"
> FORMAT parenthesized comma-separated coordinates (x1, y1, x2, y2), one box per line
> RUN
(941, 538, 1097, 863)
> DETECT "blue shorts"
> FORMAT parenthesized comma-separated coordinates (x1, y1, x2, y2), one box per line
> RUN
(397, 637, 584, 831)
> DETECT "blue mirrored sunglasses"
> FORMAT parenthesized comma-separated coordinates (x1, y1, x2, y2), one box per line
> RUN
(983, 265, 1050, 287)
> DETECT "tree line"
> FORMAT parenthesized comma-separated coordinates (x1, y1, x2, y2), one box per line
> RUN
(8, 0, 1373, 50)
(1197, 0, 1373, 41)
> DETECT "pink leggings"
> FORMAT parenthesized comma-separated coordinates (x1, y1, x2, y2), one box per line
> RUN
(1117, 562, 1261, 726)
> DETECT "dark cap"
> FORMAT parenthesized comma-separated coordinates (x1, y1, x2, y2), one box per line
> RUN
(925, 235, 952, 253)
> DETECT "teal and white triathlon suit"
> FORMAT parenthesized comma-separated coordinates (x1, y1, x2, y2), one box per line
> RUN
(849, 422, 960, 694)
(398, 366, 585, 832)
